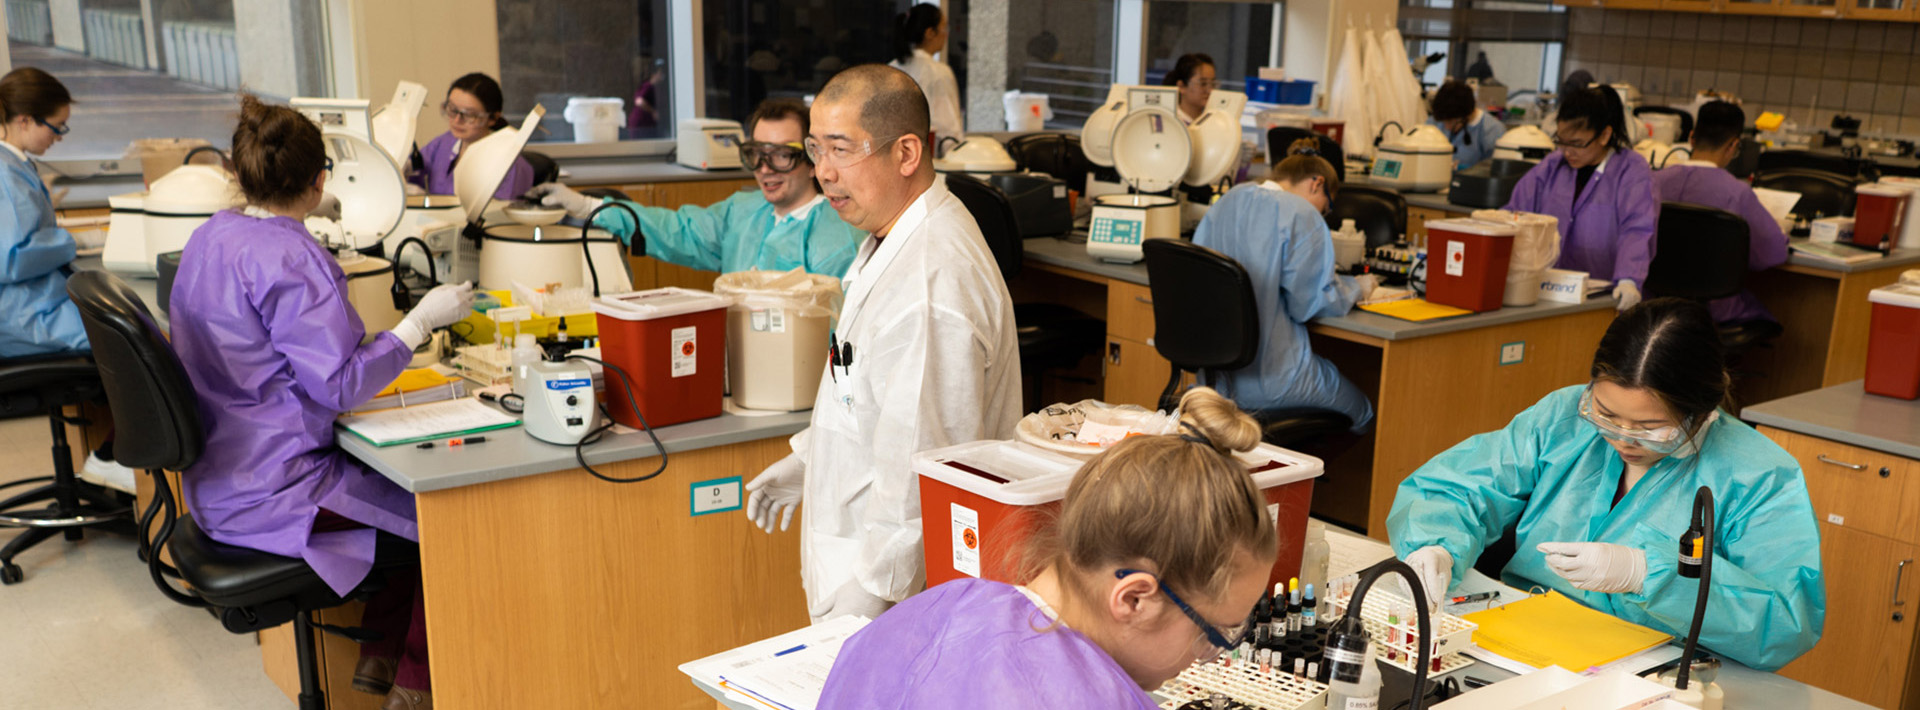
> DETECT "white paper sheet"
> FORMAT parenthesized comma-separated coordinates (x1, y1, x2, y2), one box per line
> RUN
(681, 616, 870, 710)
(336, 397, 518, 445)
(1752, 186, 1802, 224)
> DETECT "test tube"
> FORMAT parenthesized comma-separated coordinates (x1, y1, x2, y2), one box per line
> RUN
(1259, 648, 1273, 673)
(1386, 607, 1403, 662)
(1293, 657, 1306, 678)
(1307, 661, 1320, 682)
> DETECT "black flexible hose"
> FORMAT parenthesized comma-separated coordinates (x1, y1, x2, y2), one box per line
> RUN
(579, 201, 642, 297)
(1676, 487, 1716, 691)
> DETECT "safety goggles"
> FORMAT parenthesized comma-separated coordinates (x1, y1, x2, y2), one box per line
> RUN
(739, 141, 808, 173)
(1552, 131, 1597, 149)
(1114, 568, 1250, 661)
(441, 102, 490, 126)
(35, 115, 68, 136)
(804, 134, 905, 170)
(1578, 386, 1692, 455)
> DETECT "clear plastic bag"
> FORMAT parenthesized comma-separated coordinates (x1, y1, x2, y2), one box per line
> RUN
(1015, 399, 1180, 459)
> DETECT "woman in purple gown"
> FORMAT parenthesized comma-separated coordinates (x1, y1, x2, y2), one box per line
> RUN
(169, 94, 474, 710)
(818, 387, 1280, 709)
(411, 72, 533, 200)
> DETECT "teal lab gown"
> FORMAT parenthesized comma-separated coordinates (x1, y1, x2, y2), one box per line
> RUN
(589, 190, 863, 277)
(1388, 385, 1825, 671)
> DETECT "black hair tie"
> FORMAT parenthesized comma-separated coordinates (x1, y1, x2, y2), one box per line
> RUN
(1177, 421, 1216, 450)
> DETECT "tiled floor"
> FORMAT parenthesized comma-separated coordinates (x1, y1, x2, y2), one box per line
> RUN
(0, 415, 291, 709)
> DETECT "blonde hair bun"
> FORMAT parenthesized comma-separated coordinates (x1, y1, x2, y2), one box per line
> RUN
(1177, 386, 1261, 454)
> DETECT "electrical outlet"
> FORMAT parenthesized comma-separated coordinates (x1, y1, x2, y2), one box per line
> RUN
(1499, 341, 1525, 366)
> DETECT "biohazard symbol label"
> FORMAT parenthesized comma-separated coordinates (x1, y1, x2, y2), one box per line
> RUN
(963, 528, 978, 550)
(681, 341, 695, 356)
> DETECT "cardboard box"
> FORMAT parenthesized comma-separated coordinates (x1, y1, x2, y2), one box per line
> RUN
(1539, 268, 1590, 304)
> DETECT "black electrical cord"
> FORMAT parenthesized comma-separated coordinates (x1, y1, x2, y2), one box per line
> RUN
(389, 236, 438, 310)
(563, 354, 669, 484)
(578, 202, 642, 297)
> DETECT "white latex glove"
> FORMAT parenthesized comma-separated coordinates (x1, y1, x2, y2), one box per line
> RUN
(1537, 541, 1648, 594)
(527, 182, 599, 219)
(1405, 545, 1453, 610)
(823, 580, 894, 621)
(1612, 279, 1642, 312)
(745, 454, 804, 533)
(309, 192, 342, 221)
(391, 281, 474, 350)
(1353, 273, 1380, 301)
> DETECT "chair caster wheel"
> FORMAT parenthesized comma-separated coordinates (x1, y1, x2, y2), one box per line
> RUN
(1, 563, 22, 585)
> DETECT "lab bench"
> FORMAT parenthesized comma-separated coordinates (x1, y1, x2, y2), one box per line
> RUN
(1744, 381, 1920, 709)
(1743, 245, 1920, 406)
(1017, 236, 1618, 537)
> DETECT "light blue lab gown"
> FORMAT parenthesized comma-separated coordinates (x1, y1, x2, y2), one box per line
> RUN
(1192, 182, 1373, 431)
(1388, 385, 1825, 671)
(589, 190, 863, 277)
(1429, 111, 1507, 170)
(0, 147, 88, 357)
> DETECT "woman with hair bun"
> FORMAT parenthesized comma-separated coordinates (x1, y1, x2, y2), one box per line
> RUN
(170, 94, 475, 710)
(1390, 298, 1824, 671)
(412, 72, 534, 199)
(818, 387, 1276, 709)
(888, 3, 963, 146)
(1191, 138, 1377, 432)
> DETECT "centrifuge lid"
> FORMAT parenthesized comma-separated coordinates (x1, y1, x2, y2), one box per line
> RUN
(1079, 85, 1129, 168)
(1184, 89, 1248, 188)
(1111, 107, 1192, 194)
(455, 105, 546, 225)
(320, 131, 405, 250)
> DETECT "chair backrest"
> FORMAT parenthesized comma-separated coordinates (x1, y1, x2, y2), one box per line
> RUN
(1726, 137, 1762, 180)
(944, 173, 1024, 280)
(1646, 202, 1750, 302)
(1142, 239, 1259, 373)
(1752, 168, 1857, 219)
(1326, 184, 1407, 250)
(1003, 133, 1091, 194)
(1267, 127, 1345, 183)
(1633, 105, 1694, 143)
(520, 150, 560, 187)
(65, 270, 205, 473)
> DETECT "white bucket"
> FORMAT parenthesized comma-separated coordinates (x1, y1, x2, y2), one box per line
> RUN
(1003, 91, 1053, 132)
(1475, 209, 1562, 307)
(564, 97, 624, 144)
(1878, 177, 1920, 249)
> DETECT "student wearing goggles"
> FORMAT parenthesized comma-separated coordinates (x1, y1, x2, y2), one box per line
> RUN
(528, 98, 860, 277)
(1389, 299, 1824, 672)
(411, 72, 534, 200)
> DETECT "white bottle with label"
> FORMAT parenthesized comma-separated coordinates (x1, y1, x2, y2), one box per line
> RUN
(511, 333, 542, 396)
(1332, 218, 1367, 272)
(1326, 645, 1383, 710)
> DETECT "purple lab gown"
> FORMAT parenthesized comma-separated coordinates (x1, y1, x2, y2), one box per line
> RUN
(412, 131, 533, 200)
(818, 578, 1160, 710)
(1506, 149, 1661, 285)
(1651, 164, 1790, 324)
(169, 210, 416, 596)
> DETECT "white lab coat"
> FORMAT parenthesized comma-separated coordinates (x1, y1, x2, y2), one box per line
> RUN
(891, 48, 965, 145)
(790, 174, 1022, 620)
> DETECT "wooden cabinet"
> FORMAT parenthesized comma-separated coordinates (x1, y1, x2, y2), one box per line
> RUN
(1659, 0, 1720, 12)
(1719, 0, 1786, 14)
(1405, 205, 1452, 249)
(1602, 0, 1666, 9)
(1762, 425, 1920, 708)
(1103, 336, 1172, 410)
(1846, 0, 1919, 21)
(1774, 0, 1845, 16)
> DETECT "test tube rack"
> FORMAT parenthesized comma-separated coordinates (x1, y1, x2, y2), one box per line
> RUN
(1326, 582, 1478, 676)
(450, 343, 515, 386)
(1157, 663, 1328, 710)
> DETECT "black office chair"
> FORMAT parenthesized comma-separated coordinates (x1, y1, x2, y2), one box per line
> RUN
(1326, 184, 1407, 251)
(0, 352, 132, 584)
(1633, 105, 1695, 144)
(1004, 132, 1092, 195)
(1726, 136, 1762, 180)
(946, 173, 1105, 412)
(67, 270, 415, 710)
(520, 150, 561, 188)
(1141, 239, 1353, 447)
(1268, 127, 1345, 182)
(1645, 202, 1783, 359)
(1752, 168, 1857, 225)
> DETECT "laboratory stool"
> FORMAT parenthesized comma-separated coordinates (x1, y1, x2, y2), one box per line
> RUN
(68, 269, 417, 710)
(1645, 202, 1782, 363)
(1141, 239, 1353, 449)
(0, 352, 132, 585)
(948, 172, 1106, 413)
(1326, 185, 1408, 251)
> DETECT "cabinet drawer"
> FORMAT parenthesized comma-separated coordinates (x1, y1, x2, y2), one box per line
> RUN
(1776, 523, 1919, 709)
(1107, 281, 1158, 344)
(1104, 337, 1173, 410)
(1762, 427, 1920, 543)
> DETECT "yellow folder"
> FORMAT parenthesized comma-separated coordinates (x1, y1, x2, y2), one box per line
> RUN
(1358, 298, 1474, 322)
(1463, 591, 1673, 672)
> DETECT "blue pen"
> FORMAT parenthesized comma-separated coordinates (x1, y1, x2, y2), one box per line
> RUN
(774, 643, 807, 657)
